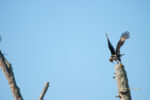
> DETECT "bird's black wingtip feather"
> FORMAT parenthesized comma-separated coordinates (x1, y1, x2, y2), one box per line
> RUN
(105, 32, 109, 39)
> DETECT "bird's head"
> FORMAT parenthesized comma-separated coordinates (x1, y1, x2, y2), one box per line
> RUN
(109, 55, 117, 63)
(109, 57, 113, 63)
(109, 58, 113, 63)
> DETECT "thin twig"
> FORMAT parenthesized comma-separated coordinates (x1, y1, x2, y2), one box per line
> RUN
(0, 50, 23, 100)
(39, 82, 49, 100)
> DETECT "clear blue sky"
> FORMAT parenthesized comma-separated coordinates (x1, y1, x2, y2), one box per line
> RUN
(0, 0, 150, 100)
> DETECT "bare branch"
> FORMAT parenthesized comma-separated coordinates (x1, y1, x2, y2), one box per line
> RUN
(0, 50, 23, 100)
(39, 82, 49, 100)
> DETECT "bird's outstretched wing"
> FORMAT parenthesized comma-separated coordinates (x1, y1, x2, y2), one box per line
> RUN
(116, 31, 130, 55)
(106, 33, 115, 55)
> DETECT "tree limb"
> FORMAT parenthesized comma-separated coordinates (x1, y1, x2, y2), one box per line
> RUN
(0, 50, 23, 100)
(39, 82, 49, 100)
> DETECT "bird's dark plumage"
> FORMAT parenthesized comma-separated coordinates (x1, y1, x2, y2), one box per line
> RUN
(106, 31, 130, 63)
(106, 33, 115, 55)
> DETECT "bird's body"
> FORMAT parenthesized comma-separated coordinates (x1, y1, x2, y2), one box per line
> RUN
(106, 31, 130, 63)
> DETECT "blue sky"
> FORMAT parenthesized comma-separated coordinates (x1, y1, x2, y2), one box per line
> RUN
(0, 0, 150, 100)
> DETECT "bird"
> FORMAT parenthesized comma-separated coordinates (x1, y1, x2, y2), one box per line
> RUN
(106, 31, 130, 63)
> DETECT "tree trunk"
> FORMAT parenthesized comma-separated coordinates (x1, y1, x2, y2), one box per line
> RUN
(115, 63, 132, 100)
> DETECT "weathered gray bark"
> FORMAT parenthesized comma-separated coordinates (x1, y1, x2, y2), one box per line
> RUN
(39, 82, 49, 100)
(0, 50, 23, 100)
(115, 63, 132, 100)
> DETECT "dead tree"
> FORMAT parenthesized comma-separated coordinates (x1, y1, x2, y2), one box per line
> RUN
(0, 49, 49, 100)
(114, 63, 132, 100)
